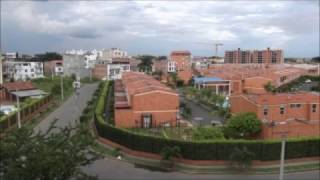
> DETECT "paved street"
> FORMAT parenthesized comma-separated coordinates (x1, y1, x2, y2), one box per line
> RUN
(83, 158, 320, 180)
(34, 83, 98, 133)
(183, 98, 224, 126)
(179, 90, 224, 126)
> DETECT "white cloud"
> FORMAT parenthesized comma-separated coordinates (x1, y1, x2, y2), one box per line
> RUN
(1, 0, 318, 56)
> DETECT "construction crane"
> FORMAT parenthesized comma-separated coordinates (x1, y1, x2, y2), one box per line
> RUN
(194, 42, 224, 57)
(213, 43, 223, 57)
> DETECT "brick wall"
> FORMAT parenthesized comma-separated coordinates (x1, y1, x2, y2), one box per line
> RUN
(115, 91, 179, 128)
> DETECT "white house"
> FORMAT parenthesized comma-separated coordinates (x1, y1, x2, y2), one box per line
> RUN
(101, 48, 128, 63)
(106, 58, 130, 80)
(0, 53, 3, 84)
(167, 60, 176, 72)
(3, 61, 44, 81)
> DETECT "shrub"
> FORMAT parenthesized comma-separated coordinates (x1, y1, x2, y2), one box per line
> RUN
(160, 146, 181, 160)
(224, 112, 262, 139)
(191, 127, 225, 140)
(229, 146, 255, 170)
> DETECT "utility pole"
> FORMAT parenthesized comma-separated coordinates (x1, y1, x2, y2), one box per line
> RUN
(60, 74, 64, 101)
(279, 134, 287, 180)
(16, 89, 21, 128)
(89, 67, 92, 82)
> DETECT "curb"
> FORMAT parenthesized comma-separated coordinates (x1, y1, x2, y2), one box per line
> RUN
(91, 124, 320, 175)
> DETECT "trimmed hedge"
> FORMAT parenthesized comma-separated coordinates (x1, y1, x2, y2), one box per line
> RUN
(94, 81, 320, 161)
(0, 95, 52, 132)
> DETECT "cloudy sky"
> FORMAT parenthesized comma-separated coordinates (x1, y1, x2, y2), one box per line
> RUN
(1, 0, 319, 57)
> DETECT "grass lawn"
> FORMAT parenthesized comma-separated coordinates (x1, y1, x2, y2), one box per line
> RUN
(31, 76, 74, 101)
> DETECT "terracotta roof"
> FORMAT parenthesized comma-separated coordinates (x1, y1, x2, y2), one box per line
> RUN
(200, 64, 310, 82)
(244, 92, 319, 105)
(111, 58, 130, 64)
(1, 82, 36, 91)
(121, 72, 177, 96)
(170, 50, 191, 56)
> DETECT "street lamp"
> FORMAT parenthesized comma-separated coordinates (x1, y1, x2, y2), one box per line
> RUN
(15, 89, 21, 128)
(60, 73, 64, 101)
(279, 132, 287, 180)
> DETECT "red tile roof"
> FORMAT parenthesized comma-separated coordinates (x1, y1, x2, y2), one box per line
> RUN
(244, 92, 319, 105)
(170, 50, 191, 56)
(121, 72, 176, 96)
(1, 82, 36, 91)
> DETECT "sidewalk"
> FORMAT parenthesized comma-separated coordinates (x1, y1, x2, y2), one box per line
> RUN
(93, 129, 320, 175)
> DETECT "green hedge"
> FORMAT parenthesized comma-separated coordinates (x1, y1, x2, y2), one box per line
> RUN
(0, 95, 52, 132)
(94, 81, 320, 161)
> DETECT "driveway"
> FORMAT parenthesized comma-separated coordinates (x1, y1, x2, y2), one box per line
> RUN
(179, 90, 224, 126)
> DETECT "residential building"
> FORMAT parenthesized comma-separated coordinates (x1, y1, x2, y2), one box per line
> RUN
(106, 58, 130, 80)
(0, 81, 36, 101)
(230, 92, 320, 139)
(44, 60, 63, 76)
(92, 64, 107, 80)
(169, 50, 193, 84)
(114, 72, 179, 128)
(199, 63, 318, 95)
(100, 48, 128, 63)
(224, 48, 284, 64)
(0, 53, 3, 84)
(193, 77, 231, 96)
(129, 58, 140, 72)
(192, 56, 210, 70)
(65, 49, 87, 55)
(3, 61, 44, 81)
(5, 52, 18, 59)
(62, 54, 89, 79)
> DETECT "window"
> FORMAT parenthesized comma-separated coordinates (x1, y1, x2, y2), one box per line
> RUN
(290, 104, 301, 108)
(263, 106, 268, 116)
(312, 104, 317, 113)
(31, 69, 34, 72)
(280, 106, 285, 115)
(142, 114, 152, 128)
(25, 69, 28, 73)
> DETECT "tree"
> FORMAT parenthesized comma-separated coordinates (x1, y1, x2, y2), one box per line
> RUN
(156, 56, 167, 60)
(137, 55, 154, 73)
(51, 83, 61, 96)
(224, 112, 262, 139)
(160, 146, 181, 161)
(191, 127, 225, 140)
(0, 111, 4, 118)
(229, 146, 255, 170)
(0, 121, 99, 180)
(34, 52, 62, 62)
(264, 82, 276, 93)
(311, 56, 320, 63)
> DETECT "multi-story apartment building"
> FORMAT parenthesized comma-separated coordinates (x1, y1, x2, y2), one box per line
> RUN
(114, 72, 179, 128)
(230, 92, 320, 139)
(44, 60, 63, 76)
(169, 50, 193, 84)
(100, 48, 128, 63)
(62, 54, 89, 79)
(3, 61, 44, 81)
(225, 48, 283, 64)
(106, 58, 131, 80)
(170, 51, 191, 71)
(225, 49, 251, 64)
(252, 48, 283, 64)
